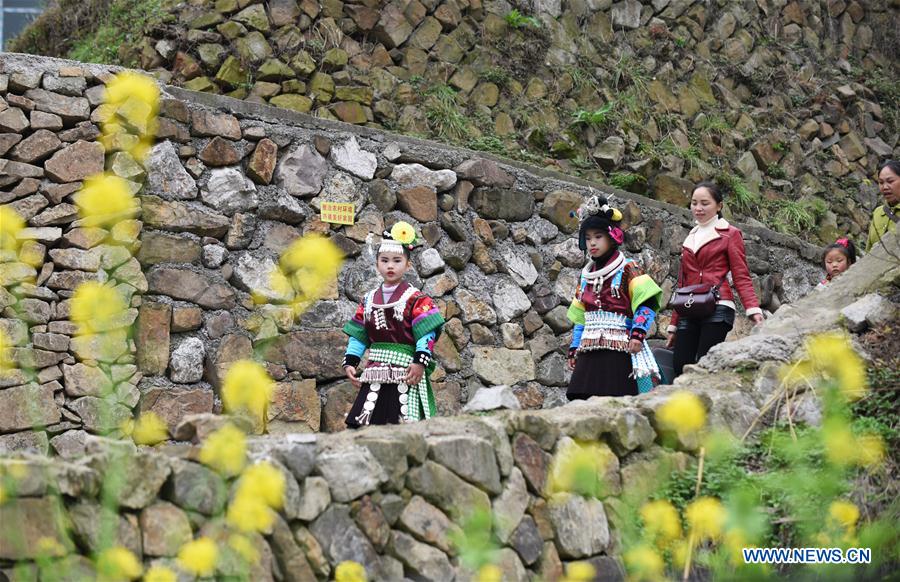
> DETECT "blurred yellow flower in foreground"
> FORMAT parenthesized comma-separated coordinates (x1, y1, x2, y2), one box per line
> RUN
(335, 560, 369, 582)
(0, 329, 13, 372)
(823, 420, 885, 468)
(70, 282, 128, 335)
(855, 434, 885, 466)
(828, 500, 860, 532)
(75, 174, 139, 227)
(546, 439, 614, 498)
(0, 206, 25, 252)
(685, 497, 726, 541)
(274, 234, 344, 315)
(239, 462, 286, 510)
(563, 561, 597, 582)
(475, 564, 501, 582)
(129, 412, 168, 446)
(221, 360, 275, 431)
(35, 536, 67, 557)
(623, 544, 664, 581)
(143, 565, 176, 582)
(177, 537, 218, 577)
(227, 492, 276, 533)
(656, 391, 706, 436)
(104, 71, 160, 111)
(199, 423, 247, 477)
(640, 499, 682, 544)
(781, 333, 867, 400)
(227, 462, 287, 533)
(724, 528, 750, 565)
(228, 533, 260, 564)
(96, 546, 142, 581)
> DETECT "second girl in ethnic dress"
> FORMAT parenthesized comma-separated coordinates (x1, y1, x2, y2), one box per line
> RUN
(566, 195, 664, 398)
(341, 222, 445, 428)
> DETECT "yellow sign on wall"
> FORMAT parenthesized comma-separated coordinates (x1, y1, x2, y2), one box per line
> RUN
(320, 202, 355, 225)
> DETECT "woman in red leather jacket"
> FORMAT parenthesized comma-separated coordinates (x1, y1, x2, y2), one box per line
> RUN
(665, 182, 764, 378)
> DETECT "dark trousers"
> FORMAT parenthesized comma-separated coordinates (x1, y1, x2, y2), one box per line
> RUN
(672, 306, 734, 378)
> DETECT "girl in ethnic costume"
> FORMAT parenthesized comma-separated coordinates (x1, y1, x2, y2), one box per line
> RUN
(817, 238, 856, 289)
(566, 195, 664, 398)
(341, 221, 445, 428)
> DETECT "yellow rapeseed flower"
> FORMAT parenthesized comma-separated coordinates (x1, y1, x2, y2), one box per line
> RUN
(0, 206, 25, 252)
(563, 561, 597, 582)
(546, 440, 614, 498)
(35, 536, 67, 557)
(70, 282, 128, 335)
(277, 234, 344, 315)
(623, 544, 665, 581)
(335, 560, 369, 582)
(784, 333, 868, 400)
(0, 484, 6, 505)
(823, 421, 857, 466)
(685, 497, 726, 541)
(724, 528, 750, 565)
(228, 533, 260, 564)
(227, 492, 276, 533)
(96, 546, 142, 581)
(474, 564, 501, 582)
(130, 412, 168, 446)
(822, 420, 885, 468)
(640, 499, 683, 544)
(656, 391, 706, 436)
(221, 360, 275, 430)
(199, 423, 247, 477)
(103, 71, 160, 111)
(177, 537, 218, 578)
(75, 174, 139, 227)
(828, 500, 860, 531)
(143, 565, 177, 582)
(856, 434, 885, 466)
(0, 329, 13, 372)
(238, 462, 286, 510)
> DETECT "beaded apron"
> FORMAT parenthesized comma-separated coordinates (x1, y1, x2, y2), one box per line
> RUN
(355, 342, 433, 425)
(579, 310, 661, 388)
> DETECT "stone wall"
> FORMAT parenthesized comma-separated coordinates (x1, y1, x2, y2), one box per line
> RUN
(0, 232, 896, 580)
(1, 53, 824, 451)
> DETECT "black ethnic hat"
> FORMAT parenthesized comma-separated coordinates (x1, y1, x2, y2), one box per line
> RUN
(571, 194, 625, 250)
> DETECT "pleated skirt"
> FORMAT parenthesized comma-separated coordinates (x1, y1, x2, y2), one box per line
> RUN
(345, 382, 403, 428)
(567, 349, 638, 399)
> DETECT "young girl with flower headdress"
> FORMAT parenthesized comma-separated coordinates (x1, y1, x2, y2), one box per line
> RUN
(566, 194, 664, 397)
(817, 237, 857, 289)
(341, 221, 446, 427)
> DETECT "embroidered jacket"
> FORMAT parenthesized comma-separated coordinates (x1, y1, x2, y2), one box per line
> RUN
(566, 251, 663, 352)
(342, 281, 445, 369)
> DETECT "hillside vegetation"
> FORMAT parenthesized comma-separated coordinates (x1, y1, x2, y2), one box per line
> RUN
(10, 0, 900, 242)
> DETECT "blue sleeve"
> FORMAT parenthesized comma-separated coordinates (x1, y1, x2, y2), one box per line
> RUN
(415, 331, 436, 354)
(570, 324, 584, 349)
(630, 305, 656, 339)
(346, 336, 368, 358)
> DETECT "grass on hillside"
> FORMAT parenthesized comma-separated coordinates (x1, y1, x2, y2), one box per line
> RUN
(8, 0, 165, 66)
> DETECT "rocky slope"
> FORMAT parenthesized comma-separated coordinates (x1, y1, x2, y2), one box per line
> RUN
(10, 0, 900, 243)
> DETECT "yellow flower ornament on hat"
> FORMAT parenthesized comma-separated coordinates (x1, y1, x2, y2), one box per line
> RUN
(390, 221, 417, 245)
